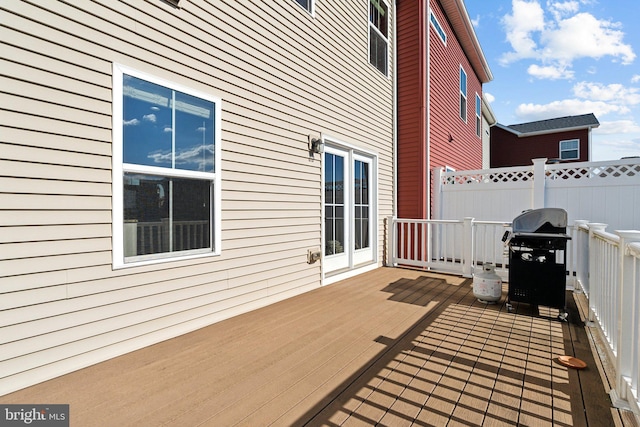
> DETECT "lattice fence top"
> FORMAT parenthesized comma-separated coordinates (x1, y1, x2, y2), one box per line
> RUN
(442, 168, 533, 185)
(546, 163, 640, 180)
(441, 160, 640, 186)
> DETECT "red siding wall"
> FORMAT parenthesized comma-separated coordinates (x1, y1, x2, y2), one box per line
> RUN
(490, 128, 590, 167)
(397, 0, 427, 219)
(429, 0, 483, 175)
(397, 0, 485, 219)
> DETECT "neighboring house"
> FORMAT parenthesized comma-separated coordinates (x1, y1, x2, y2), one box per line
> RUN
(490, 113, 600, 167)
(0, 0, 396, 395)
(396, 0, 493, 219)
(481, 94, 497, 169)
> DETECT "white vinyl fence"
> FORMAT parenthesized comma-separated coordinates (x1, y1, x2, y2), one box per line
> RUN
(434, 158, 640, 231)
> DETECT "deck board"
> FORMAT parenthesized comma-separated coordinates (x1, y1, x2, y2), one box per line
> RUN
(0, 267, 627, 426)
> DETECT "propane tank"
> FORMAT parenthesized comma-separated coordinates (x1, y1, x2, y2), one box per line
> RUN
(473, 263, 502, 303)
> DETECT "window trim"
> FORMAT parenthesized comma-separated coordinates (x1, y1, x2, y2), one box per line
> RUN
(475, 93, 481, 137)
(559, 139, 580, 160)
(112, 63, 222, 269)
(292, 0, 315, 16)
(429, 8, 447, 45)
(368, 0, 390, 77)
(459, 66, 467, 122)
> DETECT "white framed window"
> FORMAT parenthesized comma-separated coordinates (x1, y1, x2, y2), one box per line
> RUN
(459, 67, 467, 122)
(112, 64, 222, 268)
(475, 93, 481, 137)
(293, 0, 314, 15)
(429, 8, 446, 45)
(559, 139, 579, 160)
(369, 0, 389, 76)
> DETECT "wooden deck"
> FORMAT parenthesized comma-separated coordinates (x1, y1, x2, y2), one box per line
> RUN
(0, 267, 630, 426)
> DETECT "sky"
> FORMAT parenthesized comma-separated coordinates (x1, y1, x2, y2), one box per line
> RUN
(465, 0, 640, 161)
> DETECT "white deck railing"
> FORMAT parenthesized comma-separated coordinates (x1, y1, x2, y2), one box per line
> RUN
(574, 223, 640, 416)
(388, 217, 640, 417)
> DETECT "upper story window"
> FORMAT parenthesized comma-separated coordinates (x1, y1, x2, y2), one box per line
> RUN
(560, 139, 580, 160)
(112, 64, 222, 268)
(369, 0, 389, 76)
(430, 9, 447, 45)
(475, 93, 481, 137)
(294, 0, 314, 14)
(459, 67, 467, 122)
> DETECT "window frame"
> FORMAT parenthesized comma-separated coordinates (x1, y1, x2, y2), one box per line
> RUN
(429, 8, 447, 45)
(368, 0, 390, 77)
(112, 63, 222, 268)
(459, 66, 467, 122)
(292, 0, 315, 16)
(475, 93, 481, 137)
(559, 139, 580, 160)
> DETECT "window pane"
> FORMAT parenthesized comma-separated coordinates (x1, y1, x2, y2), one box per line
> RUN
(172, 178, 211, 251)
(123, 75, 173, 168)
(334, 155, 344, 204)
(460, 95, 467, 121)
(123, 173, 211, 257)
(295, 0, 310, 11)
(325, 153, 335, 204)
(124, 173, 170, 256)
(369, 28, 388, 75)
(174, 92, 215, 172)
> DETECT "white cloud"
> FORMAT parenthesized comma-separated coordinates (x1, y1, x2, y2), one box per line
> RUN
(143, 113, 157, 123)
(595, 120, 640, 135)
(527, 64, 574, 80)
(573, 82, 640, 105)
(163, 127, 172, 133)
(484, 92, 496, 103)
(500, 1, 635, 79)
(471, 14, 480, 28)
(632, 75, 640, 83)
(515, 99, 629, 121)
(500, 0, 545, 65)
(123, 118, 140, 126)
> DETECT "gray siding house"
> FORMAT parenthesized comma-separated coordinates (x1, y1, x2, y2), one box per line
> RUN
(0, 0, 396, 395)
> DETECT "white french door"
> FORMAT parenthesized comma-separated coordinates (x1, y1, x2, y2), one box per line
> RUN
(324, 145, 375, 274)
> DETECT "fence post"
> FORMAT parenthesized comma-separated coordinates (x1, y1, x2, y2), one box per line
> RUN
(573, 220, 589, 294)
(586, 223, 608, 325)
(433, 167, 443, 220)
(610, 230, 640, 410)
(462, 217, 474, 278)
(532, 158, 547, 209)
(386, 216, 397, 267)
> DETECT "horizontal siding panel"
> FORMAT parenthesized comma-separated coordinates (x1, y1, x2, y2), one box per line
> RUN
(0, 143, 111, 170)
(1, 93, 111, 130)
(1, 194, 110, 210)
(1, 110, 111, 142)
(0, 224, 111, 244)
(0, 128, 111, 157)
(0, 251, 110, 278)
(0, 159, 111, 184)
(0, 210, 111, 227)
(0, 238, 111, 261)
(1, 27, 112, 82)
(0, 177, 111, 197)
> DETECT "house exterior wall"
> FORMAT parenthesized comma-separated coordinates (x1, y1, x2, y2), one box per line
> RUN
(0, 0, 395, 395)
(396, 0, 427, 219)
(428, 0, 483, 174)
(396, 0, 484, 219)
(490, 127, 590, 167)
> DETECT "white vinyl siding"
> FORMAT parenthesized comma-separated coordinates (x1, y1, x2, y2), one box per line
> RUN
(0, 0, 395, 395)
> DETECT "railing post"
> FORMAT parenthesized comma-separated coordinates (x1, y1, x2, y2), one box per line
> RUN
(532, 158, 548, 209)
(586, 223, 608, 325)
(610, 230, 640, 410)
(462, 217, 474, 278)
(573, 220, 589, 294)
(387, 216, 397, 267)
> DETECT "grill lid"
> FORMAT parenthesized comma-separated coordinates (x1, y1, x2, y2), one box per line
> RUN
(512, 208, 567, 233)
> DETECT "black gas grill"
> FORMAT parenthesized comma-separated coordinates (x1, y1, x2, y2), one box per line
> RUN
(505, 208, 571, 320)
